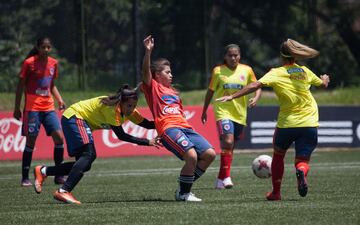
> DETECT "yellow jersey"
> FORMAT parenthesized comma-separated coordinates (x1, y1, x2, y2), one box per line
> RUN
(209, 63, 257, 125)
(259, 63, 323, 128)
(63, 96, 144, 130)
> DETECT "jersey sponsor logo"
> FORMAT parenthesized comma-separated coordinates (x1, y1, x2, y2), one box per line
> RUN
(162, 106, 181, 115)
(289, 73, 307, 81)
(161, 95, 179, 104)
(287, 68, 307, 81)
(35, 89, 49, 96)
(240, 75, 245, 81)
(287, 67, 305, 74)
(223, 83, 242, 89)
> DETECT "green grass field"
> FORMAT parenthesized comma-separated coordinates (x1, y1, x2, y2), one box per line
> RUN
(1, 149, 359, 225)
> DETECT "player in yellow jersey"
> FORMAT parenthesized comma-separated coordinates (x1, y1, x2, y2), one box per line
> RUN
(216, 39, 330, 200)
(33, 84, 160, 204)
(201, 44, 261, 189)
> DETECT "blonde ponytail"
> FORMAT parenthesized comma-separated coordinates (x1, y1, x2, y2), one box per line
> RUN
(281, 39, 319, 60)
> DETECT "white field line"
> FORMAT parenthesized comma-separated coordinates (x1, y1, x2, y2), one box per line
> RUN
(0, 162, 360, 180)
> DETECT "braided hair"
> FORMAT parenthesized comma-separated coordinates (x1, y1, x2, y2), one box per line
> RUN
(100, 84, 139, 106)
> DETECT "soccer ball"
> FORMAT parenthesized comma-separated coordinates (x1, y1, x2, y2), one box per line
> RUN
(252, 155, 272, 178)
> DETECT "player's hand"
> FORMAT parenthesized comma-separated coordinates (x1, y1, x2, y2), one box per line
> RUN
(201, 112, 207, 124)
(143, 35, 154, 51)
(13, 109, 22, 120)
(58, 101, 66, 111)
(248, 98, 257, 108)
(216, 95, 233, 102)
(149, 136, 162, 149)
(320, 74, 330, 88)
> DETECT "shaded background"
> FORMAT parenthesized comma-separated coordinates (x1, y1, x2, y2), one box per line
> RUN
(0, 0, 359, 92)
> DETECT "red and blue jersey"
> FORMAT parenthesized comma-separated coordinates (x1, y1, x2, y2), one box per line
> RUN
(141, 79, 192, 135)
(19, 55, 58, 111)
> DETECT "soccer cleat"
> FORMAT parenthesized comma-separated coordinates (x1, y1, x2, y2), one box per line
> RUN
(215, 178, 225, 189)
(53, 190, 81, 205)
(34, 165, 47, 194)
(54, 176, 67, 185)
(175, 189, 202, 202)
(266, 191, 281, 201)
(21, 178, 32, 187)
(296, 169, 308, 197)
(223, 177, 234, 189)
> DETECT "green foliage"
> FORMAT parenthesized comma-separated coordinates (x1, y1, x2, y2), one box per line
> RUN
(0, 0, 359, 92)
(0, 150, 359, 225)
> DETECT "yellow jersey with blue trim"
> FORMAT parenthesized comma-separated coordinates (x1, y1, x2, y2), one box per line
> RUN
(209, 63, 257, 125)
(259, 63, 323, 128)
(62, 96, 144, 130)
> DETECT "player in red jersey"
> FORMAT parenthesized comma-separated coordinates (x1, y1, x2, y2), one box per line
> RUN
(14, 37, 66, 187)
(141, 35, 216, 202)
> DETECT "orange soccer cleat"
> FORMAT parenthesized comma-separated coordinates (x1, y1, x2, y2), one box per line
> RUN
(53, 190, 81, 205)
(34, 166, 47, 193)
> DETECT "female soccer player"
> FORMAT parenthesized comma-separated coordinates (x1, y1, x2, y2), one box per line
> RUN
(33, 85, 160, 204)
(216, 39, 330, 200)
(201, 44, 261, 189)
(14, 37, 66, 187)
(141, 35, 216, 202)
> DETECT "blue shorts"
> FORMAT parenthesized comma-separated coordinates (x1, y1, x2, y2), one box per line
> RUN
(22, 111, 61, 136)
(216, 119, 244, 140)
(61, 116, 94, 157)
(161, 127, 213, 160)
(273, 127, 318, 157)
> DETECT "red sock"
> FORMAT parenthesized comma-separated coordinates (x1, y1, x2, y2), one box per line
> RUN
(295, 161, 310, 176)
(271, 151, 286, 196)
(218, 152, 233, 180)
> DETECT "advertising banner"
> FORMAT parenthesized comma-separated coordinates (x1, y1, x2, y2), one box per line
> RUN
(236, 106, 360, 149)
(0, 106, 221, 161)
(1, 106, 359, 160)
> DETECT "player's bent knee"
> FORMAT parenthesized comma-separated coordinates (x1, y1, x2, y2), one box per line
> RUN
(202, 148, 216, 162)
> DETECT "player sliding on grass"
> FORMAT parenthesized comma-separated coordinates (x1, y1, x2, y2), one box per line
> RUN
(34, 85, 160, 204)
(216, 39, 330, 200)
(141, 35, 216, 202)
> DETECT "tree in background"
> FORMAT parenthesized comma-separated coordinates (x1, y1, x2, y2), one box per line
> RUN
(0, 0, 359, 92)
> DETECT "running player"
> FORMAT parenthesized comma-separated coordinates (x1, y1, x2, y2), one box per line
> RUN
(14, 37, 66, 187)
(201, 44, 261, 189)
(33, 85, 160, 204)
(141, 35, 216, 202)
(216, 39, 330, 200)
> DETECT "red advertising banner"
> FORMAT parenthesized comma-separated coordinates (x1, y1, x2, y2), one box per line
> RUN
(0, 106, 221, 161)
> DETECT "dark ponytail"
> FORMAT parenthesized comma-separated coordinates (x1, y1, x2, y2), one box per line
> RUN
(25, 37, 51, 59)
(100, 84, 138, 106)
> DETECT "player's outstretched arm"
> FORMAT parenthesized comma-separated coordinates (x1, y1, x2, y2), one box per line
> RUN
(142, 35, 154, 86)
(216, 81, 262, 102)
